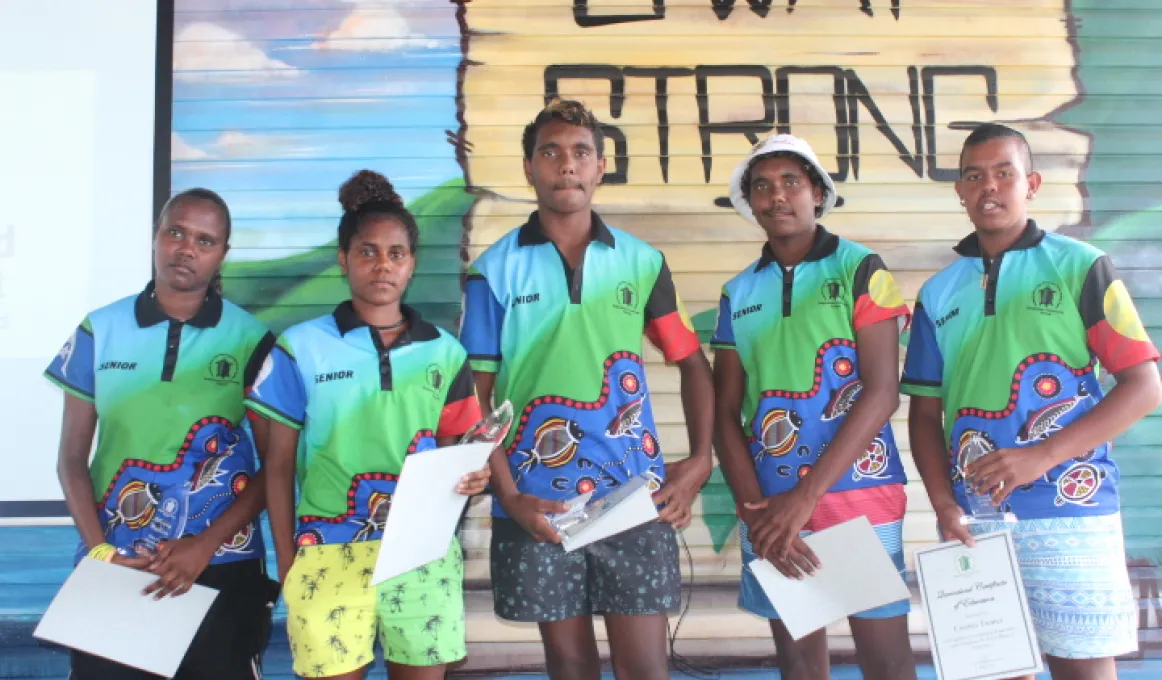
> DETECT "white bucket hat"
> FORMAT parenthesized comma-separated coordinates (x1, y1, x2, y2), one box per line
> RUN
(729, 133, 838, 224)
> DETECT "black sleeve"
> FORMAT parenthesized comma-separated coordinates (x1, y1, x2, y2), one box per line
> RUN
(243, 331, 277, 391)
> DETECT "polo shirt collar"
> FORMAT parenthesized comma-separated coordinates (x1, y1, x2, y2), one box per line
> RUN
(953, 219, 1045, 258)
(332, 302, 440, 344)
(134, 281, 223, 328)
(755, 225, 840, 272)
(517, 211, 615, 248)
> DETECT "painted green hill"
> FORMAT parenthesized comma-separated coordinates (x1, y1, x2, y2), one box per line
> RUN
(221, 179, 475, 334)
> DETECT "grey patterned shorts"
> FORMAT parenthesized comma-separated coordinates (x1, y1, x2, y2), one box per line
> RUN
(489, 518, 682, 622)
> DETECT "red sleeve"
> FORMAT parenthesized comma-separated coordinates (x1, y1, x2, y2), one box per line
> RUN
(1081, 255, 1160, 374)
(436, 359, 483, 438)
(643, 258, 700, 363)
(852, 254, 911, 332)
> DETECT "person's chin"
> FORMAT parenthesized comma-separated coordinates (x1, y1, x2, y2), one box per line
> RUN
(158, 272, 206, 293)
(358, 287, 401, 306)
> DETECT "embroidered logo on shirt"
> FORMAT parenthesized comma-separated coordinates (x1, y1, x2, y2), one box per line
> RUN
(1029, 281, 1064, 315)
(614, 281, 639, 313)
(206, 354, 239, 385)
(819, 279, 845, 307)
(425, 364, 444, 395)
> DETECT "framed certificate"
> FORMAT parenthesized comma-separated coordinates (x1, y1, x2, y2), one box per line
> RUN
(915, 531, 1043, 680)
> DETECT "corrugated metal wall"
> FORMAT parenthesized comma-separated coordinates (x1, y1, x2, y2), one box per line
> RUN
(160, 0, 1162, 657)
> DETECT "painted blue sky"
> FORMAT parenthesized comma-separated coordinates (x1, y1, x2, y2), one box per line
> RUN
(170, 0, 464, 258)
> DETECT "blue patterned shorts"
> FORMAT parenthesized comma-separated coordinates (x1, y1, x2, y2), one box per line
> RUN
(967, 513, 1138, 659)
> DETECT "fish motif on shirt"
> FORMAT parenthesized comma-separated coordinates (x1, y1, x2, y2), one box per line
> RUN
(1015, 383, 1089, 445)
(517, 417, 585, 474)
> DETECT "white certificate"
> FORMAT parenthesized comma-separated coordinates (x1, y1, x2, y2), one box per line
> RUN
(34, 558, 219, 678)
(915, 531, 1043, 680)
(746, 516, 911, 640)
(371, 441, 493, 585)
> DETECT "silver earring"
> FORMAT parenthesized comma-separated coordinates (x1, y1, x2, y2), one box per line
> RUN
(959, 199, 966, 206)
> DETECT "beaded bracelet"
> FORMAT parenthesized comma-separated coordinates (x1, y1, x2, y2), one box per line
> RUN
(87, 543, 116, 563)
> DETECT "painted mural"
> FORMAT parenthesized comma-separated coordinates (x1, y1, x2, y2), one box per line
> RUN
(173, 0, 1161, 586)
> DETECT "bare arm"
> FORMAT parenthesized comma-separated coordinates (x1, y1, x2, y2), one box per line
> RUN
(712, 348, 764, 508)
(909, 394, 973, 544)
(265, 419, 301, 582)
(56, 393, 106, 551)
(652, 350, 714, 528)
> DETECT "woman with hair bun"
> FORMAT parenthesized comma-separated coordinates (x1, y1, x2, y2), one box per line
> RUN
(246, 170, 489, 679)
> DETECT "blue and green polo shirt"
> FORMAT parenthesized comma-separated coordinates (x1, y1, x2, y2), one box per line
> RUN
(459, 211, 701, 515)
(901, 221, 1161, 519)
(44, 282, 274, 564)
(243, 303, 481, 546)
(711, 227, 911, 497)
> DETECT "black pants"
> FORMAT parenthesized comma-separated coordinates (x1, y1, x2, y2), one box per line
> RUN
(70, 558, 278, 680)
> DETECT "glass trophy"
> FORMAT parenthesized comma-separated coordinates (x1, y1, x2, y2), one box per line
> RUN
(459, 400, 513, 446)
(959, 444, 1017, 526)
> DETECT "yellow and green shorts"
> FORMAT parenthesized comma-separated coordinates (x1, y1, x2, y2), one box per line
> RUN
(283, 539, 466, 677)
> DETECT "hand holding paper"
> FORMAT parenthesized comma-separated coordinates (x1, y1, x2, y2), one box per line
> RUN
(746, 516, 910, 640)
(35, 558, 219, 678)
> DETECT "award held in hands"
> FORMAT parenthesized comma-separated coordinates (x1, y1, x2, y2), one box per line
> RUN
(957, 433, 1017, 526)
(371, 401, 513, 584)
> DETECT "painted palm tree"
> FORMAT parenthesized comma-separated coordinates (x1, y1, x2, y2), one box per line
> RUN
(379, 591, 390, 604)
(417, 564, 431, 582)
(393, 625, 406, 638)
(327, 635, 349, 659)
(393, 582, 407, 597)
(340, 544, 355, 567)
(360, 566, 374, 589)
(310, 663, 326, 677)
(420, 593, 429, 607)
(423, 614, 443, 640)
(389, 594, 404, 613)
(302, 578, 319, 600)
(424, 646, 442, 665)
(325, 605, 347, 627)
(314, 566, 330, 581)
(438, 576, 452, 597)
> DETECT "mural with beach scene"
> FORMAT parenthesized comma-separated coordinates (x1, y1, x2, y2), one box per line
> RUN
(174, 1, 1161, 593)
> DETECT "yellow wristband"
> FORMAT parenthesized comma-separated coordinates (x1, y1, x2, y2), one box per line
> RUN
(87, 543, 116, 563)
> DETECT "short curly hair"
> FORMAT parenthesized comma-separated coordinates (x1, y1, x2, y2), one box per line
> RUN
(522, 99, 605, 160)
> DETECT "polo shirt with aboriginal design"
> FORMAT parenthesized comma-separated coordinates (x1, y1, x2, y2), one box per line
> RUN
(459, 212, 701, 515)
(711, 227, 911, 498)
(44, 282, 274, 564)
(901, 221, 1160, 519)
(243, 303, 481, 546)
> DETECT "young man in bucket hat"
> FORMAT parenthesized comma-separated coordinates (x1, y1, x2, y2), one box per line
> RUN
(711, 134, 917, 680)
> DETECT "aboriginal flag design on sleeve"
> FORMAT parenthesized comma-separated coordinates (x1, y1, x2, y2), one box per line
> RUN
(1080, 255, 1160, 374)
(644, 258, 701, 363)
(852, 254, 911, 331)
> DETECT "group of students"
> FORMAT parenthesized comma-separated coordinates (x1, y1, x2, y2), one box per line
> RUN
(44, 99, 1160, 680)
